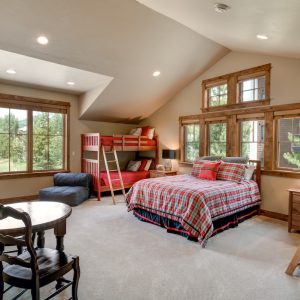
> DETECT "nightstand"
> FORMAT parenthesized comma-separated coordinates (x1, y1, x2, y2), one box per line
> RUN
(288, 188, 300, 232)
(150, 170, 178, 178)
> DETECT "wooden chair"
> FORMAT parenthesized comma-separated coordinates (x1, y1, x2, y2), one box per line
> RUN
(0, 204, 80, 300)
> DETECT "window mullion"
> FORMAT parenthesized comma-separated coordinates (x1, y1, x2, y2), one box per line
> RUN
(28, 110, 33, 173)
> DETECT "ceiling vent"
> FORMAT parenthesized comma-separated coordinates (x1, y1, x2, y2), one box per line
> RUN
(214, 3, 230, 13)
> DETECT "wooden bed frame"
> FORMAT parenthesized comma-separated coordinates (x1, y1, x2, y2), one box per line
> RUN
(81, 133, 159, 201)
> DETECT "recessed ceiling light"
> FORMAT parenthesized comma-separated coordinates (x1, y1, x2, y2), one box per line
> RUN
(6, 69, 16, 75)
(153, 71, 161, 77)
(256, 34, 268, 40)
(67, 81, 75, 86)
(214, 3, 230, 13)
(37, 36, 49, 45)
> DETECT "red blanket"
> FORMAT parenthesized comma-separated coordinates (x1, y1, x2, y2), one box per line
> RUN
(126, 174, 261, 245)
(101, 171, 150, 187)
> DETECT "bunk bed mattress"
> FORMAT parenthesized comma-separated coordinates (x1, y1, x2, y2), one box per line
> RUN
(126, 174, 261, 245)
(101, 171, 150, 187)
(101, 136, 156, 146)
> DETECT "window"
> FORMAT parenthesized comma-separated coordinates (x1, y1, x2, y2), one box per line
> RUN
(277, 117, 300, 170)
(202, 64, 270, 112)
(240, 120, 265, 165)
(0, 94, 70, 177)
(208, 123, 227, 156)
(239, 76, 266, 102)
(183, 123, 199, 162)
(208, 83, 228, 107)
(0, 108, 28, 172)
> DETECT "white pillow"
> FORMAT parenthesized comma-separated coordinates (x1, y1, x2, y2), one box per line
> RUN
(147, 128, 155, 139)
(126, 160, 141, 172)
(129, 128, 142, 136)
(244, 165, 255, 181)
(144, 160, 152, 171)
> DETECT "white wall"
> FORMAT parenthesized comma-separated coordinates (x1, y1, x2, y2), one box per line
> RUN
(0, 83, 135, 199)
(142, 51, 300, 214)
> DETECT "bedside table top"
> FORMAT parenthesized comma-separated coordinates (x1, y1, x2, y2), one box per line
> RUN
(288, 188, 300, 193)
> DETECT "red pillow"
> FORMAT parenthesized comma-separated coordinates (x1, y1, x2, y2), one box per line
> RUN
(192, 160, 221, 181)
(141, 126, 150, 137)
(138, 159, 148, 171)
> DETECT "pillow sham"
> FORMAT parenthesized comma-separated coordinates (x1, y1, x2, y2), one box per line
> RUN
(129, 127, 142, 136)
(222, 156, 248, 164)
(138, 159, 148, 171)
(141, 126, 155, 139)
(144, 160, 152, 171)
(217, 162, 245, 183)
(126, 161, 141, 172)
(191, 160, 221, 181)
(244, 165, 255, 181)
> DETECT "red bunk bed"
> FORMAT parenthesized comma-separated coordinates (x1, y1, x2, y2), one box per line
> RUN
(81, 133, 159, 201)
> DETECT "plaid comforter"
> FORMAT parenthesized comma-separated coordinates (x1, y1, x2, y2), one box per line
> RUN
(126, 174, 261, 244)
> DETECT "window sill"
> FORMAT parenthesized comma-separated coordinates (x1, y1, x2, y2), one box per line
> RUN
(202, 99, 270, 113)
(0, 170, 70, 180)
(262, 169, 300, 179)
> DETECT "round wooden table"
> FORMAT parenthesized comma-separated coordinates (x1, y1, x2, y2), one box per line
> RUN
(0, 201, 72, 252)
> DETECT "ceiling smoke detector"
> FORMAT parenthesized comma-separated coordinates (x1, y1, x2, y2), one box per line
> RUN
(214, 3, 230, 13)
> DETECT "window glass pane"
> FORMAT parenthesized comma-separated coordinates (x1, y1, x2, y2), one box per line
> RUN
(208, 84, 227, 107)
(277, 117, 300, 169)
(240, 76, 266, 102)
(184, 124, 199, 162)
(33, 135, 49, 170)
(0, 108, 9, 133)
(49, 113, 63, 135)
(33, 111, 48, 135)
(49, 136, 63, 169)
(0, 134, 9, 172)
(10, 134, 27, 171)
(208, 123, 227, 156)
(240, 120, 264, 165)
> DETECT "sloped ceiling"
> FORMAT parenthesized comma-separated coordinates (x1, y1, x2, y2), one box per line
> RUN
(0, 0, 228, 123)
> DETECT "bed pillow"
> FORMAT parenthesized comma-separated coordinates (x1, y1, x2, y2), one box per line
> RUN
(129, 127, 142, 136)
(217, 162, 245, 183)
(126, 161, 141, 172)
(191, 160, 221, 181)
(244, 165, 255, 181)
(198, 156, 222, 161)
(222, 156, 248, 164)
(144, 159, 152, 171)
(141, 126, 155, 139)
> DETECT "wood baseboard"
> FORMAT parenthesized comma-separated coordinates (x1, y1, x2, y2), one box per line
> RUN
(0, 195, 38, 204)
(260, 209, 288, 222)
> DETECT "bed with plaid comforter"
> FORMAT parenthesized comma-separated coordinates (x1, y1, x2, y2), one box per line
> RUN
(126, 174, 261, 245)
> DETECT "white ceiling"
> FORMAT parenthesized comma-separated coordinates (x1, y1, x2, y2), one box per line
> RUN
(138, 0, 300, 59)
(0, 0, 228, 123)
(0, 49, 113, 94)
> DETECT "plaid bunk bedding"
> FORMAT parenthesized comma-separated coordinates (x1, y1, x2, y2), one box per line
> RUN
(126, 174, 261, 245)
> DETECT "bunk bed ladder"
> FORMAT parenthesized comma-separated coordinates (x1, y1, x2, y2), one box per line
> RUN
(102, 146, 126, 205)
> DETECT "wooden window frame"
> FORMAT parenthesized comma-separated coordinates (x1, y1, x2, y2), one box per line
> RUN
(0, 93, 70, 179)
(202, 64, 271, 113)
(179, 102, 300, 178)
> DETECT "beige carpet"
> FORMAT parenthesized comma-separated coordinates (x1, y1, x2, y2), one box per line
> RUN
(4, 195, 300, 300)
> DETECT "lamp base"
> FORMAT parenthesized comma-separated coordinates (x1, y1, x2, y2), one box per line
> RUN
(164, 159, 172, 171)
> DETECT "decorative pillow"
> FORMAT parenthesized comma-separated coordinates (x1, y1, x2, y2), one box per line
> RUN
(144, 159, 152, 171)
(244, 165, 255, 181)
(129, 127, 142, 136)
(141, 126, 155, 139)
(191, 160, 221, 181)
(217, 162, 246, 183)
(138, 159, 148, 171)
(126, 161, 141, 172)
(222, 156, 248, 164)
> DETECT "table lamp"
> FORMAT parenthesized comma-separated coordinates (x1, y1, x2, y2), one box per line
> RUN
(162, 149, 176, 171)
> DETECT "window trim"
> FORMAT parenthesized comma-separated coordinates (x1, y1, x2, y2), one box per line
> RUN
(179, 102, 300, 177)
(202, 64, 271, 113)
(0, 93, 70, 178)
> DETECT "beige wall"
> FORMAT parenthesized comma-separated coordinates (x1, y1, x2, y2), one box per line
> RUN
(0, 83, 135, 199)
(142, 51, 300, 215)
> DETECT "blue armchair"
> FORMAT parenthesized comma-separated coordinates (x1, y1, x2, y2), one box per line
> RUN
(39, 173, 93, 206)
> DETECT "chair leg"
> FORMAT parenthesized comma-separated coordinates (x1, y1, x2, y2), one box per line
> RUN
(17, 245, 23, 255)
(72, 256, 80, 300)
(0, 243, 3, 300)
(31, 287, 40, 300)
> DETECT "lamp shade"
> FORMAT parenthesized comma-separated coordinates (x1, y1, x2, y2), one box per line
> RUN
(162, 149, 176, 159)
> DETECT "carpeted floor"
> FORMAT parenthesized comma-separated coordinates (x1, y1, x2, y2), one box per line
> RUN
(4, 195, 300, 300)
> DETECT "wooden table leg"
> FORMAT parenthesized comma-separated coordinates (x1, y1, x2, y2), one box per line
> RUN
(286, 245, 300, 275)
(37, 231, 45, 248)
(54, 219, 66, 252)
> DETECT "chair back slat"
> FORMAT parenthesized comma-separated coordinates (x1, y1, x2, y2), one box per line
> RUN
(0, 254, 31, 268)
(0, 204, 38, 274)
(0, 235, 26, 247)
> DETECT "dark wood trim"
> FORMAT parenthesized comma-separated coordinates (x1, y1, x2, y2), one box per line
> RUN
(260, 209, 288, 222)
(0, 170, 69, 180)
(0, 195, 38, 204)
(262, 170, 300, 179)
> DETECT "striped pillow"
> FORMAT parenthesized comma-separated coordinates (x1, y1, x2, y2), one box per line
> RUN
(217, 162, 245, 183)
(191, 160, 221, 181)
